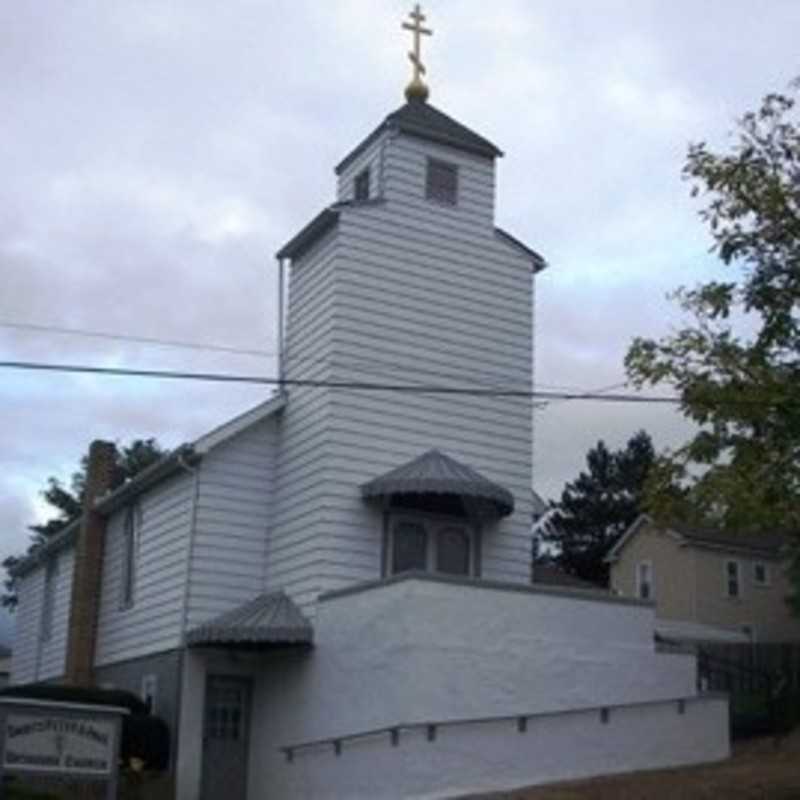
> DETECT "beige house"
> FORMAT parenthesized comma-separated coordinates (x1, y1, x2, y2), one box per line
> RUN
(607, 516, 800, 643)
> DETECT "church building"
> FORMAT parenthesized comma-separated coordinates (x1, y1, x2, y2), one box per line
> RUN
(10, 7, 729, 798)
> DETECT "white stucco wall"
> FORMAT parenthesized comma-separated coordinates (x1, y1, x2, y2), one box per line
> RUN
(275, 695, 729, 799)
(172, 576, 727, 800)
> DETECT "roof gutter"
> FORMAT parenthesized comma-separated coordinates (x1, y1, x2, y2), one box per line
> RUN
(94, 444, 202, 516)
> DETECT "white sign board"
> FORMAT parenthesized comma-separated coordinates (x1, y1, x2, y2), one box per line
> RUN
(4, 712, 115, 775)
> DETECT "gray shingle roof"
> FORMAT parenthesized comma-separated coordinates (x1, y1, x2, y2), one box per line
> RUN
(336, 99, 502, 176)
(276, 207, 340, 261)
(669, 524, 789, 556)
(185, 591, 313, 647)
(361, 449, 514, 518)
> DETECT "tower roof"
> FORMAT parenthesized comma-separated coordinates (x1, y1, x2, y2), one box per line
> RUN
(335, 100, 503, 176)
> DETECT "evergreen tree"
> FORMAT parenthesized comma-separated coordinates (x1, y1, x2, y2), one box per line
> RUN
(2, 439, 165, 609)
(541, 431, 655, 586)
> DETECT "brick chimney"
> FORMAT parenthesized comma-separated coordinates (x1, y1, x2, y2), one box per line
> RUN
(64, 440, 117, 686)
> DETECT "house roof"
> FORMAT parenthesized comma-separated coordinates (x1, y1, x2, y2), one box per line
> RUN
(606, 513, 791, 564)
(654, 619, 751, 645)
(667, 523, 789, 556)
(532, 565, 604, 591)
(361, 449, 514, 518)
(276, 207, 340, 261)
(185, 591, 313, 648)
(494, 228, 547, 272)
(12, 394, 287, 578)
(335, 99, 503, 177)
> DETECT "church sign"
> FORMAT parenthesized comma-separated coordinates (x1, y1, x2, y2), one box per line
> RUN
(0, 698, 127, 799)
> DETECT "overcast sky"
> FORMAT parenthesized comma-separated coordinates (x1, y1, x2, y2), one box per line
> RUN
(1, 1, 798, 644)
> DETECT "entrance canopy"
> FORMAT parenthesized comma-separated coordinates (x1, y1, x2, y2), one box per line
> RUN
(186, 591, 313, 649)
(361, 449, 514, 518)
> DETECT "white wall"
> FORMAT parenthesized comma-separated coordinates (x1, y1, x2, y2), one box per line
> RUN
(240, 576, 719, 799)
(95, 472, 194, 666)
(37, 548, 73, 681)
(272, 126, 535, 610)
(267, 229, 339, 609)
(10, 567, 43, 684)
(10, 548, 73, 685)
(186, 418, 278, 630)
(275, 695, 729, 799)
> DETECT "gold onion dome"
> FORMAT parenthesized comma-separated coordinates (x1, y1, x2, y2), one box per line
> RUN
(405, 76, 429, 103)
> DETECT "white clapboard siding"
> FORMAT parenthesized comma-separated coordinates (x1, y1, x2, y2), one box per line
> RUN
(270, 126, 534, 610)
(94, 473, 194, 666)
(10, 567, 44, 685)
(185, 418, 278, 629)
(10, 547, 74, 684)
(266, 219, 341, 605)
(336, 130, 390, 201)
(37, 548, 74, 681)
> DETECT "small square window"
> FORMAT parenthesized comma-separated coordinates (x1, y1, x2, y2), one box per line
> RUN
(753, 562, 770, 586)
(426, 159, 458, 206)
(354, 168, 370, 203)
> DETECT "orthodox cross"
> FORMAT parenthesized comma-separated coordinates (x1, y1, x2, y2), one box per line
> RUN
(402, 4, 432, 101)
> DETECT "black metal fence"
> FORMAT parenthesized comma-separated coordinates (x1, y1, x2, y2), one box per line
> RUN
(697, 643, 800, 739)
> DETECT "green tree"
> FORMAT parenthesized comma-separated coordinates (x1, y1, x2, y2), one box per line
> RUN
(540, 431, 655, 586)
(625, 80, 800, 610)
(2, 439, 165, 609)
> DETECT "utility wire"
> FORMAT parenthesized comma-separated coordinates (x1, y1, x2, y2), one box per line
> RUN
(0, 359, 686, 402)
(0, 319, 276, 358)
(4, 359, 792, 408)
(0, 317, 609, 393)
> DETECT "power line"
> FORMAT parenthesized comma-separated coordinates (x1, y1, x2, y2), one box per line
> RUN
(0, 319, 276, 358)
(0, 317, 629, 394)
(0, 359, 685, 402)
(0, 319, 581, 392)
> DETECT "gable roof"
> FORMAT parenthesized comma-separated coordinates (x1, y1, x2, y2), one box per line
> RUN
(606, 514, 790, 563)
(12, 394, 287, 578)
(335, 99, 503, 176)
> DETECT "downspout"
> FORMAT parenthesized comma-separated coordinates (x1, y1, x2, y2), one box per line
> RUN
(277, 256, 285, 391)
(175, 451, 200, 787)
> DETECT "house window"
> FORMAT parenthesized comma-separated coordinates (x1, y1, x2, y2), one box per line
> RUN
(141, 674, 158, 715)
(636, 561, 653, 600)
(753, 562, 770, 586)
(391, 518, 471, 577)
(425, 159, 458, 205)
(725, 560, 741, 598)
(354, 168, 370, 202)
(436, 527, 470, 575)
(40, 559, 58, 642)
(121, 505, 141, 609)
(392, 521, 428, 573)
